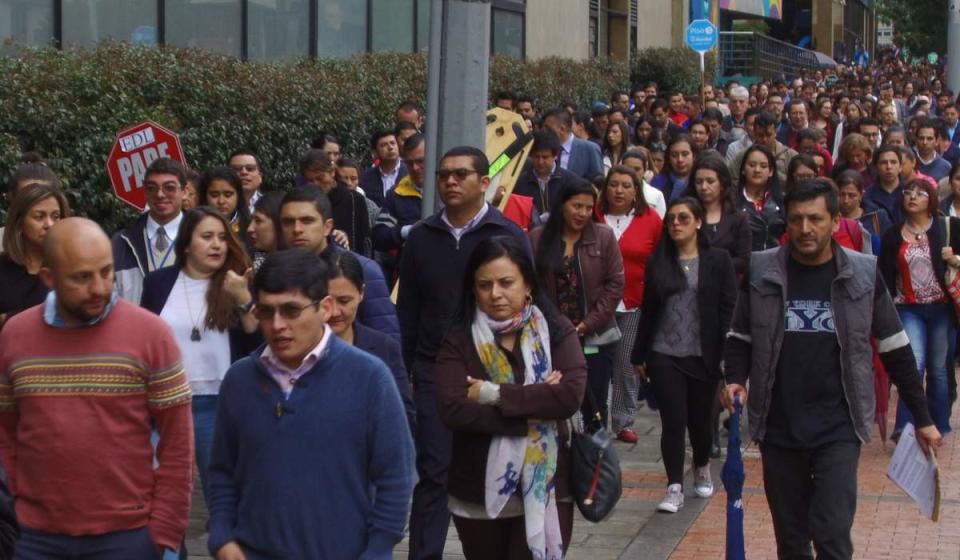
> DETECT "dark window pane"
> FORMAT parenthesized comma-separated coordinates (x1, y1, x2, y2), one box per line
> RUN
(166, 0, 242, 57)
(415, 0, 429, 53)
(62, 0, 157, 46)
(0, 0, 55, 46)
(371, 0, 414, 53)
(248, 0, 309, 60)
(318, 0, 367, 56)
(492, 8, 523, 58)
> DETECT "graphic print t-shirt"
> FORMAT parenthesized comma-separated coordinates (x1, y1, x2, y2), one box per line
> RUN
(764, 257, 859, 448)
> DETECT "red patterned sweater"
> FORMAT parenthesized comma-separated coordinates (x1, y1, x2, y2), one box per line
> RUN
(0, 299, 193, 550)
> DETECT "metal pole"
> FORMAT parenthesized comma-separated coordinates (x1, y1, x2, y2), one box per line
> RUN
(422, 0, 444, 219)
(949, 0, 960, 95)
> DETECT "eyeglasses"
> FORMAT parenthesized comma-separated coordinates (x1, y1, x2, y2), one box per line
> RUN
(254, 300, 320, 321)
(144, 184, 182, 194)
(230, 164, 259, 173)
(903, 189, 930, 199)
(665, 213, 694, 225)
(437, 168, 478, 181)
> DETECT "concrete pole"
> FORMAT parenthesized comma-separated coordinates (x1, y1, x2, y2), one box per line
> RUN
(949, 0, 960, 95)
(421, 0, 492, 218)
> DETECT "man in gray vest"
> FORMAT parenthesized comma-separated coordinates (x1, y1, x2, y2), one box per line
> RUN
(723, 179, 942, 559)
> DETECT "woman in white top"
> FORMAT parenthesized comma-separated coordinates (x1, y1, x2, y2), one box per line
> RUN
(141, 206, 259, 501)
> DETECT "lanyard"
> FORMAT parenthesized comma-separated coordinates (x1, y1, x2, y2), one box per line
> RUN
(146, 230, 176, 271)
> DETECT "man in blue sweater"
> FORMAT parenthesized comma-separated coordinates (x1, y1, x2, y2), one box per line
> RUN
(207, 249, 414, 559)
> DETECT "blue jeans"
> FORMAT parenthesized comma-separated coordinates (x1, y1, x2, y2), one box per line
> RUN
(192, 394, 218, 503)
(16, 526, 158, 559)
(895, 304, 955, 435)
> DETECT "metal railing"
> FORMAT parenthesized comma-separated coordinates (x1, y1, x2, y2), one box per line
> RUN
(718, 31, 823, 80)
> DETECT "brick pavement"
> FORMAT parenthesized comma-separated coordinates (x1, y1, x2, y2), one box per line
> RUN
(187, 394, 958, 559)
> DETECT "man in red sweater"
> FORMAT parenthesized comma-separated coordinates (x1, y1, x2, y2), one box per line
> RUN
(0, 218, 194, 559)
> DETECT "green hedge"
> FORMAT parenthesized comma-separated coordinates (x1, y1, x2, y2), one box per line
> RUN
(0, 42, 699, 232)
(629, 47, 717, 98)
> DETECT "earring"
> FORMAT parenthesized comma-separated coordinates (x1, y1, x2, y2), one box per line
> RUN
(525, 293, 533, 304)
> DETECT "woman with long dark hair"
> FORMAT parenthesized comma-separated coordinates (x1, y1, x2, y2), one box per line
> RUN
(737, 144, 785, 251)
(141, 207, 259, 500)
(687, 154, 751, 275)
(878, 178, 960, 439)
(594, 165, 663, 443)
(434, 236, 586, 559)
(0, 183, 70, 326)
(631, 197, 737, 513)
(246, 190, 285, 270)
(530, 182, 624, 426)
(602, 120, 632, 173)
(199, 166, 250, 240)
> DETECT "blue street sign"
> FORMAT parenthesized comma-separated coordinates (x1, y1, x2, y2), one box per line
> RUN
(686, 19, 718, 53)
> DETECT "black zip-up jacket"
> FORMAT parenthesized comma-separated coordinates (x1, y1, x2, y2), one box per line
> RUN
(397, 206, 530, 375)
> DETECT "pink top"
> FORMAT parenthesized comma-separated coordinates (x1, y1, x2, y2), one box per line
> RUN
(260, 325, 333, 396)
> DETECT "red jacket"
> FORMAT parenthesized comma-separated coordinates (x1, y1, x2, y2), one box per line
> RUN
(595, 209, 663, 309)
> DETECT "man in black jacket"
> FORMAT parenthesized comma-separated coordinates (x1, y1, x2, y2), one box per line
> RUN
(511, 129, 591, 227)
(399, 146, 530, 560)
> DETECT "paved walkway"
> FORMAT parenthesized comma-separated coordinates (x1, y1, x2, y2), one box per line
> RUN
(187, 392, 958, 559)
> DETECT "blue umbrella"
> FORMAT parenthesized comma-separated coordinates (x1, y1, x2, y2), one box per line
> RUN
(721, 396, 746, 560)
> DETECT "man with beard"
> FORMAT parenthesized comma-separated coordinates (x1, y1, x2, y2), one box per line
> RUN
(0, 218, 194, 559)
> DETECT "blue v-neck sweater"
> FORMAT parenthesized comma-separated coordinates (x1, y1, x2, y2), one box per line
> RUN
(206, 336, 414, 559)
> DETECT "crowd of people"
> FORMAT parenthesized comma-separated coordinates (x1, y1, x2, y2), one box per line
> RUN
(0, 48, 954, 559)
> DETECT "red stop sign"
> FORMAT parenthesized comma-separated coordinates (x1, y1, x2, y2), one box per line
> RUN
(106, 121, 187, 211)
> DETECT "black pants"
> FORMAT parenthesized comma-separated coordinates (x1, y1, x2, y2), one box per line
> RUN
(452, 502, 574, 560)
(648, 354, 716, 485)
(408, 364, 453, 560)
(760, 440, 860, 560)
(580, 345, 614, 427)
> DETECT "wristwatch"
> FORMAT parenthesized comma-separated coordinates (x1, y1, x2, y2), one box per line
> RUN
(234, 301, 255, 315)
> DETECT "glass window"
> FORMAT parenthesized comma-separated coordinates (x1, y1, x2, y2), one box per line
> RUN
(166, 0, 242, 57)
(318, 0, 367, 56)
(492, 8, 523, 58)
(371, 0, 414, 53)
(62, 0, 157, 47)
(248, 0, 309, 60)
(415, 0, 430, 53)
(0, 0, 55, 46)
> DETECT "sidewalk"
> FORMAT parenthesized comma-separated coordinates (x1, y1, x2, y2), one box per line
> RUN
(187, 393, 958, 559)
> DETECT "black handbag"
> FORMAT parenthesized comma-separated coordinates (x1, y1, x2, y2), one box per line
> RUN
(569, 391, 622, 522)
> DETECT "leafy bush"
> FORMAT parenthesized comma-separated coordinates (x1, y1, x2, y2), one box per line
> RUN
(0, 42, 700, 232)
(629, 47, 716, 97)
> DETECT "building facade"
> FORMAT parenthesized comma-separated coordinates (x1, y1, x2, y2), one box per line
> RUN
(0, 0, 681, 62)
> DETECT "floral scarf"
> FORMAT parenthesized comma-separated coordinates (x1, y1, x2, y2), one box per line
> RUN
(471, 304, 563, 560)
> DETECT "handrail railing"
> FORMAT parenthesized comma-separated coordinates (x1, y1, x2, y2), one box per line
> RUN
(719, 31, 824, 80)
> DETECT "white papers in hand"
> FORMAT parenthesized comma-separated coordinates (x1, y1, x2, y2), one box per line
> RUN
(887, 423, 941, 521)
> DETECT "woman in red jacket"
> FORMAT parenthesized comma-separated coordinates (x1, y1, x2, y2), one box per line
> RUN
(594, 165, 663, 442)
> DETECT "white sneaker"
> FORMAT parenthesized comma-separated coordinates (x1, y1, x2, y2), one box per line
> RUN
(657, 483, 684, 513)
(694, 465, 714, 498)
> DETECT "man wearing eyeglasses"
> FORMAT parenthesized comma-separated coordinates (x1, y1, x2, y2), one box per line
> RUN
(207, 249, 414, 560)
(227, 149, 264, 215)
(111, 157, 186, 304)
(398, 146, 532, 560)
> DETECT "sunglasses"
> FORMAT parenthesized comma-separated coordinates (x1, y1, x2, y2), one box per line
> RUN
(254, 301, 320, 321)
(230, 164, 259, 173)
(665, 213, 694, 225)
(436, 168, 478, 181)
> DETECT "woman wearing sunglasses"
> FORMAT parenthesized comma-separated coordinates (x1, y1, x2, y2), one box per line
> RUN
(631, 197, 737, 513)
(324, 250, 415, 433)
(878, 178, 960, 441)
(141, 207, 261, 500)
(531, 182, 625, 427)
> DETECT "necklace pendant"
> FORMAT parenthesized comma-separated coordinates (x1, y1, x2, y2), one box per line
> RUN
(191, 327, 202, 342)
